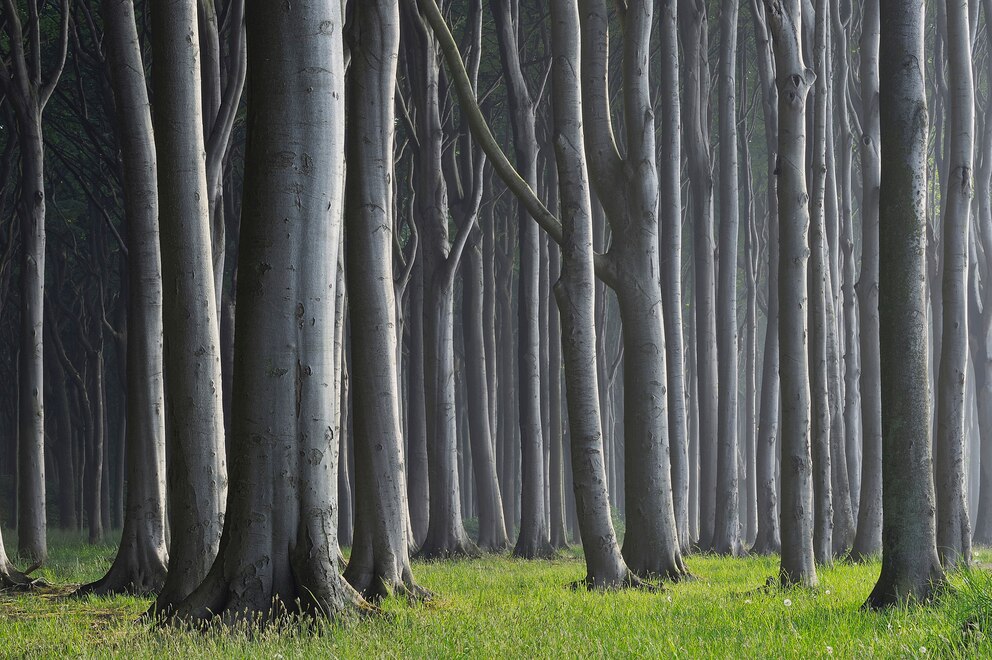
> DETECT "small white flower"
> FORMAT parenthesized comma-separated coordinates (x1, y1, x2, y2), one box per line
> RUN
(744, 598, 752, 604)
(919, 647, 928, 655)
(826, 646, 833, 655)
(666, 595, 672, 603)
(825, 589, 831, 595)
(783, 598, 793, 607)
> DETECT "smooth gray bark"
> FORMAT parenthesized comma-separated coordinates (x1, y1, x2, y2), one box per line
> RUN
(750, 0, 782, 555)
(79, 0, 168, 596)
(169, 0, 365, 623)
(865, 0, 945, 608)
(658, 0, 690, 554)
(933, 0, 974, 569)
(151, 0, 227, 612)
(851, 0, 883, 561)
(764, 0, 818, 587)
(343, 0, 424, 600)
(714, 0, 743, 557)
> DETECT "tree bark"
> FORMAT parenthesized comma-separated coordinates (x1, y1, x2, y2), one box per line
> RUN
(865, 0, 945, 608)
(168, 0, 365, 623)
(933, 0, 974, 569)
(151, 0, 227, 612)
(851, 0, 883, 562)
(764, 0, 818, 587)
(343, 0, 425, 600)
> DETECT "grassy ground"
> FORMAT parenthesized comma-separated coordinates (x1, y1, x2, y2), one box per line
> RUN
(1, 531, 991, 658)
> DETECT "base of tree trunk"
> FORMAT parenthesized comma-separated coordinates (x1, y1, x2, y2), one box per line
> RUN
(344, 563, 432, 603)
(0, 559, 47, 592)
(621, 544, 689, 582)
(415, 536, 480, 561)
(749, 535, 781, 556)
(75, 541, 167, 597)
(512, 536, 555, 560)
(863, 565, 944, 610)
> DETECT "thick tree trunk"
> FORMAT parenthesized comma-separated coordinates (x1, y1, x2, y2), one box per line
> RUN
(765, 0, 818, 587)
(343, 0, 424, 600)
(548, 243, 569, 549)
(78, 0, 168, 596)
(151, 0, 227, 612)
(851, 0, 883, 562)
(933, 0, 974, 569)
(169, 0, 364, 623)
(865, 0, 945, 608)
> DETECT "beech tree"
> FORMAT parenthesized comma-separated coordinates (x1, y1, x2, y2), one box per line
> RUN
(166, 0, 364, 623)
(866, 0, 945, 608)
(78, 0, 168, 596)
(0, 0, 70, 569)
(150, 0, 227, 613)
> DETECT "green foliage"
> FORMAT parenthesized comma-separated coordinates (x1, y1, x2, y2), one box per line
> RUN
(1, 534, 991, 658)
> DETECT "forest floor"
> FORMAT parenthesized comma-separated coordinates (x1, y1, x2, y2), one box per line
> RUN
(1, 531, 991, 658)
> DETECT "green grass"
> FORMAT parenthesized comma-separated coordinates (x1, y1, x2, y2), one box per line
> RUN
(1, 531, 991, 658)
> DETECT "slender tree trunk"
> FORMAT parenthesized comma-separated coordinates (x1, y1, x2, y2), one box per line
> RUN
(658, 0, 690, 554)
(151, 0, 227, 612)
(714, 0, 743, 557)
(851, 0, 883, 561)
(764, 0, 818, 587)
(680, 0, 719, 550)
(809, 0, 833, 565)
(343, 0, 424, 600)
(750, 0, 782, 555)
(865, 0, 945, 608)
(79, 0, 169, 595)
(551, 0, 634, 586)
(934, 0, 974, 569)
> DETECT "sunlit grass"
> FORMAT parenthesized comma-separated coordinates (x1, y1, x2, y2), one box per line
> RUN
(1, 531, 990, 658)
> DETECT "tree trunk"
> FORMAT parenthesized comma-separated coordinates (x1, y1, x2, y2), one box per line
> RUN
(658, 0, 690, 554)
(679, 0, 719, 550)
(343, 0, 424, 601)
(750, 0, 782, 555)
(714, 0, 743, 557)
(809, 0, 833, 565)
(151, 0, 227, 612)
(169, 0, 365, 623)
(851, 0, 883, 562)
(764, 0, 818, 587)
(865, 0, 945, 608)
(78, 0, 169, 597)
(933, 0, 974, 569)
(551, 0, 634, 586)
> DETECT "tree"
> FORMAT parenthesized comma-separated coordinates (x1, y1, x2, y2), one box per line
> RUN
(343, 0, 425, 600)
(402, 2, 479, 559)
(150, 0, 227, 612)
(764, 0, 817, 587)
(851, 0, 883, 561)
(933, 0, 974, 569)
(658, 0, 690, 554)
(714, 0, 743, 557)
(549, 0, 635, 588)
(750, 0, 783, 556)
(865, 0, 945, 608)
(78, 0, 168, 596)
(0, 0, 70, 568)
(166, 0, 365, 623)
(577, 0, 686, 579)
